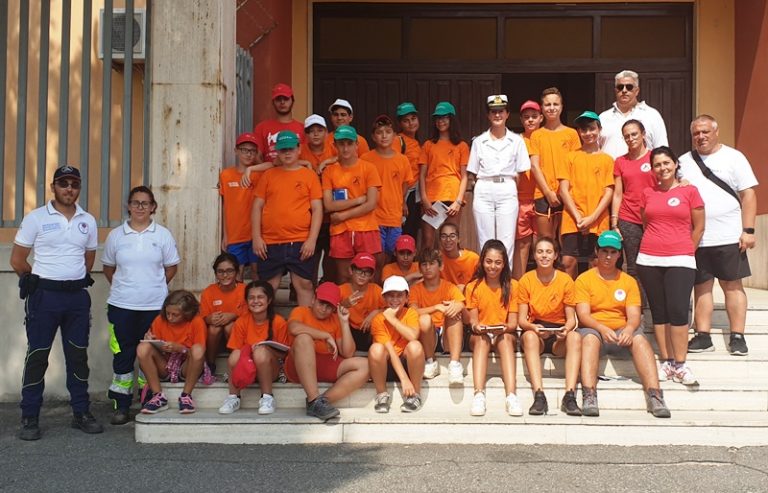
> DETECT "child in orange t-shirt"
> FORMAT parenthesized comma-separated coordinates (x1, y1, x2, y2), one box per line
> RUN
(361, 115, 413, 265)
(368, 276, 425, 413)
(137, 290, 207, 415)
(339, 253, 385, 352)
(419, 101, 470, 250)
(408, 248, 465, 382)
(286, 282, 370, 421)
(465, 240, 522, 417)
(381, 234, 422, 285)
(557, 111, 615, 279)
(438, 223, 479, 292)
(218, 281, 292, 415)
(322, 125, 382, 284)
(253, 130, 324, 305)
(200, 253, 248, 372)
(395, 102, 423, 241)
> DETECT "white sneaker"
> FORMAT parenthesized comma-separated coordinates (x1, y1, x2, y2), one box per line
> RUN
(505, 393, 523, 416)
(448, 360, 464, 385)
(258, 393, 276, 415)
(470, 391, 486, 416)
(423, 359, 440, 379)
(673, 364, 699, 386)
(218, 394, 241, 415)
(658, 360, 674, 382)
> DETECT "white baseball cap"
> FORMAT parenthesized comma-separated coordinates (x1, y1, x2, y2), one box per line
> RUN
(382, 275, 409, 294)
(328, 98, 353, 113)
(304, 114, 327, 129)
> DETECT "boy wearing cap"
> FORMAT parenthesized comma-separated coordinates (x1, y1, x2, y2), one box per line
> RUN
(395, 102, 424, 241)
(361, 115, 414, 262)
(322, 125, 382, 284)
(557, 111, 615, 278)
(513, 100, 544, 279)
(409, 249, 466, 381)
(299, 114, 337, 173)
(339, 253, 386, 352)
(252, 131, 324, 305)
(368, 276, 425, 413)
(253, 83, 304, 163)
(381, 234, 422, 285)
(325, 98, 370, 156)
(286, 282, 370, 421)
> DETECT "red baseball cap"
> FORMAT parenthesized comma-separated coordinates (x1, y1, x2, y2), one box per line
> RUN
(230, 344, 257, 389)
(315, 282, 341, 307)
(520, 100, 541, 113)
(395, 234, 416, 253)
(236, 132, 259, 147)
(351, 253, 376, 271)
(272, 83, 294, 99)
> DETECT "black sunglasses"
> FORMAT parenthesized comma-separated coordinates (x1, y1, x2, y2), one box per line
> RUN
(615, 84, 635, 92)
(55, 179, 81, 189)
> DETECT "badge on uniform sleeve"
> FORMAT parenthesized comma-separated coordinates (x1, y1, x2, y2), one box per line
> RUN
(78, 222, 89, 234)
(614, 289, 627, 301)
(667, 197, 680, 207)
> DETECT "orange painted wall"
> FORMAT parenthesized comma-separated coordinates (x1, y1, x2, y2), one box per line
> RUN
(735, 0, 767, 215)
(236, 0, 294, 127)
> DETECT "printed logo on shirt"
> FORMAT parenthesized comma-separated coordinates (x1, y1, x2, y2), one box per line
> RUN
(667, 197, 681, 207)
(392, 170, 400, 180)
(227, 181, 240, 188)
(267, 132, 279, 146)
(294, 181, 306, 193)
(352, 176, 361, 185)
(78, 222, 89, 234)
(614, 289, 627, 302)
(640, 162, 651, 172)
(42, 223, 62, 232)
(213, 300, 223, 306)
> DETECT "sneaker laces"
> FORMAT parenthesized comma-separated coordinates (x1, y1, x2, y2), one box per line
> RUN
(179, 394, 195, 408)
(146, 393, 165, 407)
(375, 392, 389, 405)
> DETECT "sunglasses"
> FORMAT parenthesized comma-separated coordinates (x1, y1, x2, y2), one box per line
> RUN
(55, 179, 81, 189)
(615, 84, 635, 92)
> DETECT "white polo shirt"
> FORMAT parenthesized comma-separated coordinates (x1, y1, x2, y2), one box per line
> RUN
(679, 145, 758, 247)
(599, 101, 669, 159)
(467, 128, 531, 181)
(14, 201, 98, 281)
(101, 220, 181, 310)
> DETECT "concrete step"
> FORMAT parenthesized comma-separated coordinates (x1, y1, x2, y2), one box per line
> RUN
(134, 408, 768, 446)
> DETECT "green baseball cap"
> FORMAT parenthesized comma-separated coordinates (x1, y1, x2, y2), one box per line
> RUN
(396, 102, 418, 117)
(333, 125, 358, 141)
(274, 130, 300, 150)
(432, 101, 456, 117)
(597, 230, 623, 250)
(574, 110, 601, 125)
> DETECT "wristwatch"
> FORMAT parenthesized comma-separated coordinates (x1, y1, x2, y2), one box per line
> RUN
(743, 228, 755, 234)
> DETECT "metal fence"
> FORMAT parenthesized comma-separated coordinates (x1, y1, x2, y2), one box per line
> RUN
(235, 45, 253, 136)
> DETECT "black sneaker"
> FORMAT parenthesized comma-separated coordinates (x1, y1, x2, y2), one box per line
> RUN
(560, 390, 582, 416)
(71, 412, 104, 434)
(528, 390, 548, 416)
(306, 395, 340, 421)
(19, 416, 41, 441)
(688, 332, 714, 353)
(400, 394, 422, 413)
(729, 333, 749, 356)
(110, 408, 130, 426)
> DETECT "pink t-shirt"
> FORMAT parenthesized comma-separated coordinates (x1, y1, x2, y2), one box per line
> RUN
(253, 119, 305, 162)
(639, 184, 704, 257)
(614, 150, 656, 225)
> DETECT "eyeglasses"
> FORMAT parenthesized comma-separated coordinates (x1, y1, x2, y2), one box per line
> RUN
(129, 200, 152, 209)
(215, 268, 237, 276)
(55, 179, 81, 189)
(351, 267, 375, 277)
(615, 84, 635, 92)
(439, 233, 458, 240)
(237, 147, 258, 155)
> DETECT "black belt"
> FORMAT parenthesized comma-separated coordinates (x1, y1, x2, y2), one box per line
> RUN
(37, 275, 94, 291)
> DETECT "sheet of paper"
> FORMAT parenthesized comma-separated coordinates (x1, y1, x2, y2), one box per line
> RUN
(421, 200, 450, 230)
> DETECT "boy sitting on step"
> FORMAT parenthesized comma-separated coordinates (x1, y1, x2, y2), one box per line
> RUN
(339, 253, 386, 352)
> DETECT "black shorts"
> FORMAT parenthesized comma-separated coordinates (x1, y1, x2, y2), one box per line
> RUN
(534, 197, 564, 216)
(385, 356, 409, 382)
(317, 222, 331, 253)
(256, 242, 316, 281)
(351, 327, 372, 352)
(561, 232, 598, 259)
(695, 243, 751, 284)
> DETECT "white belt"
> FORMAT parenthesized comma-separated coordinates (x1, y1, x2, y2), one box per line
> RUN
(477, 175, 515, 183)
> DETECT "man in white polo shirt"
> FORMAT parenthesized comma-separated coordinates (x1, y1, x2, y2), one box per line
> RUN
(599, 69, 669, 159)
(10, 165, 102, 440)
(679, 115, 758, 356)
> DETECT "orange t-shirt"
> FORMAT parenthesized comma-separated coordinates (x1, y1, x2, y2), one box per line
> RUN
(255, 166, 323, 244)
(321, 159, 382, 235)
(419, 139, 469, 202)
(370, 307, 419, 356)
(574, 268, 641, 330)
(339, 282, 385, 328)
(325, 133, 370, 157)
(441, 250, 479, 287)
(381, 262, 419, 281)
(219, 167, 261, 245)
(288, 306, 342, 355)
(394, 133, 421, 187)
(529, 127, 581, 200)
(464, 279, 519, 326)
(299, 142, 336, 172)
(149, 315, 207, 348)
(226, 313, 292, 350)
(409, 279, 465, 327)
(557, 149, 615, 235)
(199, 283, 248, 319)
(361, 150, 413, 227)
(517, 270, 575, 325)
(517, 135, 536, 201)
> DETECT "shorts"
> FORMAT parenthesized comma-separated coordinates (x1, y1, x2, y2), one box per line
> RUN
(561, 232, 598, 259)
(379, 226, 403, 255)
(577, 327, 646, 356)
(516, 199, 537, 239)
(317, 222, 331, 253)
(256, 242, 316, 281)
(351, 327, 372, 352)
(329, 230, 382, 259)
(385, 355, 409, 382)
(284, 352, 343, 383)
(694, 243, 751, 284)
(227, 241, 257, 266)
(534, 197, 564, 216)
(520, 320, 560, 354)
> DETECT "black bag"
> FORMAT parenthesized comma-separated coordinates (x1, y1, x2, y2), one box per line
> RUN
(691, 151, 741, 205)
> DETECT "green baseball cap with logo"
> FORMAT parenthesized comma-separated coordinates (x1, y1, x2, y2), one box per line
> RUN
(432, 101, 456, 116)
(597, 230, 623, 250)
(333, 125, 358, 141)
(574, 110, 601, 125)
(396, 102, 418, 117)
(274, 130, 300, 150)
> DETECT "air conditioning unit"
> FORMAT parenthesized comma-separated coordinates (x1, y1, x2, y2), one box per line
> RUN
(98, 8, 146, 61)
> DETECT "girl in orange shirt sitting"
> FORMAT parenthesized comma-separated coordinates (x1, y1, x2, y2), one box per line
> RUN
(438, 222, 479, 293)
(465, 239, 521, 417)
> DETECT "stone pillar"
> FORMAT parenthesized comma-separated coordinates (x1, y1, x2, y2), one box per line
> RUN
(149, 1, 236, 291)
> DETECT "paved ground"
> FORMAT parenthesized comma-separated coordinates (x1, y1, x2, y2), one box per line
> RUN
(1, 402, 767, 492)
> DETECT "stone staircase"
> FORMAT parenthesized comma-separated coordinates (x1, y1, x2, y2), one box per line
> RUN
(135, 288, 768, 446)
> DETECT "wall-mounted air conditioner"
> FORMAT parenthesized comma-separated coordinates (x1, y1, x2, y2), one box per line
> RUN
(98, 8, 146, 61)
